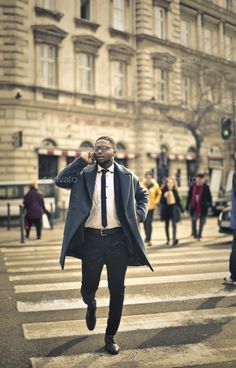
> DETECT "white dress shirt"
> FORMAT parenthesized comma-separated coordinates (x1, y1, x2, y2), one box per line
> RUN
(85, 163, 121, 229)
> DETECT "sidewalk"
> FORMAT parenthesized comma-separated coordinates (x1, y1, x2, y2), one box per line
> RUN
(0, 217, 232, 248)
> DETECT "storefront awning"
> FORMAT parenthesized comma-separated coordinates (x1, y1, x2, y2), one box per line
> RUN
(37, 148, 138, 159)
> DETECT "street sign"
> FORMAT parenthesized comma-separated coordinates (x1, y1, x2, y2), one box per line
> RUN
(12, 131, 23, 148)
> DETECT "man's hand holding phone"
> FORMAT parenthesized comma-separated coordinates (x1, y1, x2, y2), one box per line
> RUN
(81, 151, 96, 164)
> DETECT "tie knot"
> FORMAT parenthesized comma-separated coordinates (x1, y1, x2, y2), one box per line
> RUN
(101, 169, 108, 174)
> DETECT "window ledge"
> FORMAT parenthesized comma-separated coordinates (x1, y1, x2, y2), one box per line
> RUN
(109, 28, 131, 40)
(79, 94, 96, 104)
(40, 88, 59, 100)
(74, 17, 100, 31)
(34, 6, 64, 21)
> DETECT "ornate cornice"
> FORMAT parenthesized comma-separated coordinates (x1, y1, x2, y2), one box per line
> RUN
(34, 6, 64, 21)
(32, 24, 68, 45)
(107, 44, 135, 62)
(73, 35, 104, 54)
(109, 28, 131, 40)
(153, 0, 171, 9)
(74, 17, 100, 31)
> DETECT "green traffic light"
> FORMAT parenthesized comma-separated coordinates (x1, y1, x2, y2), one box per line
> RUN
(223, 130, 230, 137)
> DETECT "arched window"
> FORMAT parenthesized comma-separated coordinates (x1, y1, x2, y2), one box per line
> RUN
(157, 144, 169, 185)
(115, 142, 128, 167)
(38, 139, 58, 179)
(80, 141, 94, 150)
(41, 138, 57, 147)
(187, 146, 197, 185)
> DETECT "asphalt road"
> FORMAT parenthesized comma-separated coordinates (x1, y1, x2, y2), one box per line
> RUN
(0, 218, 236, 368)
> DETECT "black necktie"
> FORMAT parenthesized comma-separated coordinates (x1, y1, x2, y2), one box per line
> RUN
(101, 169, 108, 228)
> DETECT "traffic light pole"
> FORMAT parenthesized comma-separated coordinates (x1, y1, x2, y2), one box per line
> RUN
(234, 102, 236, 172)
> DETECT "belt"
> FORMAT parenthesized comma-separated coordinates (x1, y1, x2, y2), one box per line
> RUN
(85, 227, 123, 237)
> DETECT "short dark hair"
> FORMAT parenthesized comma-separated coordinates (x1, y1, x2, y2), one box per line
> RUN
(145, 171, 153, 177)
(95, 136, 116, 148)
(197, 173, 204, 178)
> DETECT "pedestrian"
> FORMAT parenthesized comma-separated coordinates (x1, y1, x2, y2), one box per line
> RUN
(224, 172, 236, 286)
(55, 136, 153, 355)
(23, 181, 48, 240)
(186, 173, 212, 241)
(142, 171, 162, 246)
(160, 177, 184, 246)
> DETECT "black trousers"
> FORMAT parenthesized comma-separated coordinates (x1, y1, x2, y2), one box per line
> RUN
(165, 218, 177, 242)
(191, 213, 206, 239)
(143, 209, 154, 242)
(230, 230, 236, 280)
(26, 218, 42, 239)
(80, 228, 129, 336)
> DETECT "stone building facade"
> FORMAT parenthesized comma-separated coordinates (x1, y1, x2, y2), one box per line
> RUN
(0, 0, 235, 206)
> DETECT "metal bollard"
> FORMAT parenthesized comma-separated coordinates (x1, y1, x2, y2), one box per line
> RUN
(50, 203, 54, 230)
(7, 203, 11, 230)
(19, 205, 25, 244)
(62, 200, 66, 222)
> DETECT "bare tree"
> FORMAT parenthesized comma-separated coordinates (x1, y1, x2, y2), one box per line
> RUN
(166, 60, 227, 175)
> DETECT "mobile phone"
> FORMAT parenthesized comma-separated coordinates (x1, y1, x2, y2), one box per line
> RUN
(91, 153, 96, 163)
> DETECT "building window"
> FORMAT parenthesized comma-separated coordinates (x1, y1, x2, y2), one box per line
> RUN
(113, 0, 125, 31)
(226, 0, 236, 12)
(112, 61, 126, 98)
(154, 6, 166, 39)
(225, 35, 232, 60)
(40, 44, 57, 87)
(79, 53, 94, 94)
(81, 0, 90, 20)
(154, 68, 168, 102)
(38, 0, 56, 11)
(180, 19, 190, 47)
(204, 28, 213, 54)
(182, 77, 191, 107)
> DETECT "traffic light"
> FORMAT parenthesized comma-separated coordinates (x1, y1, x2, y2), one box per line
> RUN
(221, 117, 232, 140)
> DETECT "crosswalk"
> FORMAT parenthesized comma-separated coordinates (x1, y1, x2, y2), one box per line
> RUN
(1, 238, 236, 368)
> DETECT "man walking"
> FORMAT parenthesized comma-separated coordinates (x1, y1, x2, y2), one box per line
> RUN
(186, 173, 212, 241)
(224, 172, 236, 285)
(55, 136, 152, 354)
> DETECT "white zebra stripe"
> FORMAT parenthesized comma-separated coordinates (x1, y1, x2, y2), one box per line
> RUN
(23, 306, 236, 340)
(14, 272, 227, 293)
(30, 344, 236, 368)
(17, 288, 236, 312)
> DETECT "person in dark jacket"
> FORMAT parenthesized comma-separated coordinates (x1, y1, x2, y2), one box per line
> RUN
(55, 136, 151, 355)
(23, 182, 48, 239)
(224, 172, 236, 285)
(160, 177, 184, 246)
(186, 173, 212, 241)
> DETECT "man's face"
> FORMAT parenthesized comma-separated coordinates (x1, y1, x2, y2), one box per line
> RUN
(196, 177, 204, 186)
(94, 139, 115, 164)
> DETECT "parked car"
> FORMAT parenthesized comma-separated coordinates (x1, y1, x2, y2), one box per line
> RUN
(218, 205, 232, 234)
(212, 190, 232, 216)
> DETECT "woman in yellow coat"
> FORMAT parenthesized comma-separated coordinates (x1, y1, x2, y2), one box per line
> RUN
(142, 171, 162, 246)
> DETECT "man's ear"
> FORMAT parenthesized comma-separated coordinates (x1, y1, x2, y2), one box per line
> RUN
(113, 149, 117, 156)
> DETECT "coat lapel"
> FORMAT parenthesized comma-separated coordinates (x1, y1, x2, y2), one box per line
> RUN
(84, 163, 97, 201)
(114, 162, 131, 210)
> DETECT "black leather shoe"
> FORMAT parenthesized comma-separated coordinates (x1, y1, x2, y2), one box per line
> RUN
(104, 335, 119, 355)
(85, 301, 96, 331)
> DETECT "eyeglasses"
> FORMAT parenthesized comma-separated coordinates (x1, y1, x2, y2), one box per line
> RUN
(94, 145, 114, 152)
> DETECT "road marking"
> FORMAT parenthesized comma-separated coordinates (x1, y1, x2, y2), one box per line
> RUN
(5, 255, 229, 266)
(14, 272, 227, 293)
(7, 261, 227, 274)
(17, 288, 236, 312)
(23, 306, 236, 340)
(30, 344, 236, 368)
(0, 246, 60, 253)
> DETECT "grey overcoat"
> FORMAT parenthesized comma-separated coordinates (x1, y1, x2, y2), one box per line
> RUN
(55, 157, 153, 271)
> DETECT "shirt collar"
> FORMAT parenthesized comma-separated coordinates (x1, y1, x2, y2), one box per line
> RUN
(97, 163, 114, 173)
